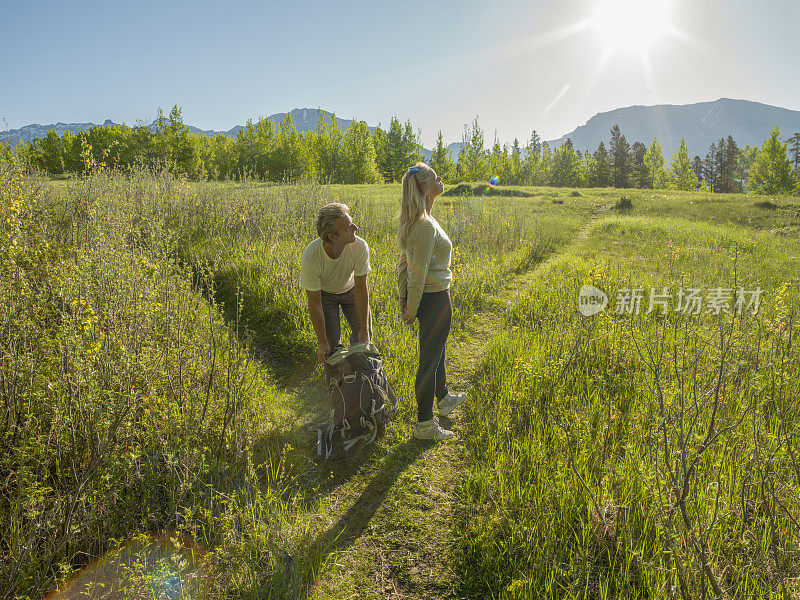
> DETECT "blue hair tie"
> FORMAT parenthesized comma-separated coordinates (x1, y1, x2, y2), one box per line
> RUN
(408, 167, 420, 174)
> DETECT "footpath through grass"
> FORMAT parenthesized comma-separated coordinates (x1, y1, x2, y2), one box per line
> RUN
(280, 201, 611, 600)
(177, 182, 600, 599)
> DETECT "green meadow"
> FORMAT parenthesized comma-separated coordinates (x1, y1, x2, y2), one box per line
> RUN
(1, 157, 799, 599)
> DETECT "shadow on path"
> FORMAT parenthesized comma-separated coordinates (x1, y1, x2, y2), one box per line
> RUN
(289, 437, 432, 599)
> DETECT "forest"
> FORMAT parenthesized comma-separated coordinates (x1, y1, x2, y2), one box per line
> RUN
(9, 106, 800, 195)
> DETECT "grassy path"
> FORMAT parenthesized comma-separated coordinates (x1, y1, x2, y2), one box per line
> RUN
(278, 202, 615, 600)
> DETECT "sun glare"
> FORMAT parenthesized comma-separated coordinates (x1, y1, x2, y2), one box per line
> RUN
(591, 0, 672, 53)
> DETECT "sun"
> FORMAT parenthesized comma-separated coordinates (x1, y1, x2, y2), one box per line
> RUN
(591, 0, 673, 54)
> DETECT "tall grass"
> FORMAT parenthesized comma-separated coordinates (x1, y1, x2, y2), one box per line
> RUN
(2, 163, 588, 597)
(0, 162, 298, 598)
(6, 161, 797, 598)
(455, 211, 800, 598)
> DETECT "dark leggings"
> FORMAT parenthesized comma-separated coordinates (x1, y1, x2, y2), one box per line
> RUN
(415, 289, 452, 422)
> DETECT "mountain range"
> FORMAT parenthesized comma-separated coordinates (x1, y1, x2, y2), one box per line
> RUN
(0, 109, 368, 147)
(547, 98, 800, 160)
(3, 99, 800, 162)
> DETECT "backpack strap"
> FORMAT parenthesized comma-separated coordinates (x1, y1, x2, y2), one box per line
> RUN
(342, 418, 376, 450)
(309, 422, 335, 459)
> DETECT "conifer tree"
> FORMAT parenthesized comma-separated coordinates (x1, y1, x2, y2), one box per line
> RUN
(428, 130, 455, 182)
(713, 138, 726, 191)
(488, 131, 503, 178)
(528, 130, 542, 160)
(458, 117, 487, 182)
(509, 138, 523, 184)
(747, 126, 797, 194)
(692, 156, 704, 188)
(719, 136, 740, 193)
(629, 141, 647, 188)
(643, 138, 665, 189)
(609, 125, 630, 188)
(385, 117, 407, 181)
(703, 142, 717, 192)
(593, 142, 612, 187)
(385, 117, 420, 181)
(403, 120, 423, 166)
(522, 130, 541, 184)
(551, 138, 580, 187)
(668, 139, 698, 191)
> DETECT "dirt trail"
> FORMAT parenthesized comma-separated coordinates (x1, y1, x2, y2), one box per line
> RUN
(296, 201, 615, 599)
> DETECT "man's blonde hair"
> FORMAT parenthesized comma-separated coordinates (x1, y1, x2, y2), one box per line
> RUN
(316, 202, 350, 243)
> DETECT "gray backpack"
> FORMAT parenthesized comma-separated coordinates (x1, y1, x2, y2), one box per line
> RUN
(314, 342, 398, 458)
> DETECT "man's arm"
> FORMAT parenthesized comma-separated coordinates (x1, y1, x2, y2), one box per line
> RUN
(306, 290, 330, 363)
(353, 274, 370, 343)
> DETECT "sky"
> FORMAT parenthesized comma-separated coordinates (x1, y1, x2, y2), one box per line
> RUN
(1, 0, 798, 147)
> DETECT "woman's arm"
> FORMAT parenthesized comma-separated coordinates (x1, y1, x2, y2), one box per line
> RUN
(397, 251, 408, 309)
(404, 222, 435, 319)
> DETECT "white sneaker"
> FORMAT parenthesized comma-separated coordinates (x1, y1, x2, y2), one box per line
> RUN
(437, 392, 467, 417)
(413, 416, 454, 441)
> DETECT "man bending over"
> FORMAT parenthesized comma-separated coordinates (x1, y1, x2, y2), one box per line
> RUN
(301, 203, 372, 363)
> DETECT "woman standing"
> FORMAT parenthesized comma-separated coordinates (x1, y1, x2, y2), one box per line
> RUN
(398, 162, 467, 441)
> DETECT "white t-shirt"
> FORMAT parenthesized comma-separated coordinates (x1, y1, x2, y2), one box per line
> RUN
(300, 235, 371, 294)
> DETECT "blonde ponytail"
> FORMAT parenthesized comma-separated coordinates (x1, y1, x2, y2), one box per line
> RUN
(398, 162, 436, 250)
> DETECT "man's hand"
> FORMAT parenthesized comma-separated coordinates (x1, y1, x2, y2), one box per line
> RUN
(307, 290, 330, 364)
(402, 307, 415, 325)
(357, 329, 370, 344)
(317, 342, 330, 364)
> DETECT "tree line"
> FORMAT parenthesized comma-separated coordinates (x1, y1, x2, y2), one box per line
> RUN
(12, 105, 800, 194)
(438, 120, 798, 195)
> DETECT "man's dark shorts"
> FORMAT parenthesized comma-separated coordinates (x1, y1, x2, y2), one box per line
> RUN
(321, 287, 373, 353)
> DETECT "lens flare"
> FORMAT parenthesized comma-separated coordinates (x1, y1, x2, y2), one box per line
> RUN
(484, 175, 500, 195)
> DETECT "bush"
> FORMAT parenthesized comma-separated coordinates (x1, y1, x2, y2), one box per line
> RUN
(613, 196, 633, 210)
(442, 182, 535, 197)
(0, 159, 278, 597)
(754, 200, 778, 210)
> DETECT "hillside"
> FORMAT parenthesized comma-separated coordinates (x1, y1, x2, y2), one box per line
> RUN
(547, 97, 800, 159)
